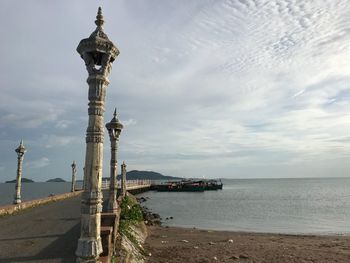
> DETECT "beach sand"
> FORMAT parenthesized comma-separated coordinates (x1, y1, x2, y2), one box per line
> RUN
(144, 226, 350, 263)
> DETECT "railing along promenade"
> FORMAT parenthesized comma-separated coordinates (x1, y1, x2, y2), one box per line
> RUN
(102, 179, 152, 190)
(0, 180, 151, 217)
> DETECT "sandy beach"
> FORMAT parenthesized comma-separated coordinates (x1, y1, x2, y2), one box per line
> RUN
(144, 226, 350, 263)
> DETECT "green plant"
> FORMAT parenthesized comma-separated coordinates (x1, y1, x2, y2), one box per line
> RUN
(120, 196, 143, 222)
(118, 196, 144, 247)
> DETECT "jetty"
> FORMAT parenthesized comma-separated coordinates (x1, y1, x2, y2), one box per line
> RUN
(0, 181, 151, 262)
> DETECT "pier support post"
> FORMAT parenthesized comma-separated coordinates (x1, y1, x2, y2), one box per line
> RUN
(105, 109, 123, 212)
(71, 161, 77, 192)
(121, 161, 127, 197)
(14, 140, 26, 204)
(75, 7, 119, 263)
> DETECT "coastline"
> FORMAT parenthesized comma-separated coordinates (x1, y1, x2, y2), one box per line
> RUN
(144, 225, 350, 263)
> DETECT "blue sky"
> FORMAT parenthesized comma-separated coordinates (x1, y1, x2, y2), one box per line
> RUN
(1, 0, 350, 181)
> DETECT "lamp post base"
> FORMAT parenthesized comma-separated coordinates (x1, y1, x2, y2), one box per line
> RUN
(75, 237, 103, 263)
(13, 197, 21, 204)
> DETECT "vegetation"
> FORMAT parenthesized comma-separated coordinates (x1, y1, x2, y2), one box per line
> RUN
(118, 196, 143, 245)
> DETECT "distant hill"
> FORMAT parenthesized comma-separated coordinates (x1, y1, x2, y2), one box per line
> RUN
(125, 170, 181, 180)
(46, 178, 66, 183)
(6, 178, 34, 183)
(103, 170, 181, 181)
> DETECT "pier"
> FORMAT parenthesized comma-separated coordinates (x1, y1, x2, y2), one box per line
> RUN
(0, 7, 153, 262)
(0, 181, 151, 262)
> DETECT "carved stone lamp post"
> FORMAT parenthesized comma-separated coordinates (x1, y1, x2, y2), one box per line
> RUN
(75, 7, 119, 262)
(105, 109, 123, 212)
(14, 140, 26, 204)
(121, 161, 127, 198)
(71, 161, 77, 192)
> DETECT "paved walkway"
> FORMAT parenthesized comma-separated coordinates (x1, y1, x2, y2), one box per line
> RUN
(0, 195, 81, 263)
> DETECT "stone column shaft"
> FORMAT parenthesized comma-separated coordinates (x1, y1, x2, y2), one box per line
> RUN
(121, 162, 127, 197)
(14, 155, 23, 204)
(76, 77, 108, 262)
(71, 162, 77, 192)
(107, 139, 118, 212)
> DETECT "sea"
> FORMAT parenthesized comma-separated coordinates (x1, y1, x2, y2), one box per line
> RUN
(140, 177, 350, 235)
(0, 182, 83, 206)
(1, 178, 349, 235)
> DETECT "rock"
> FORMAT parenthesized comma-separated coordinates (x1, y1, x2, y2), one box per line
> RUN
(230, 255, 239, 259)
(213, 256, 218, 261)
(152, 213, 160, 218)
(228, 239, 234, 243)
(239, 254, 249, 259)
(169, 216, 173, 219)
(209, 242, 215, 245)
(161, 241, 168, 244)
(181, 240, 189, 243)
(148, 253, 152, 257)
(194, 246, 199, 249)
(142, 206, 162, 226)
(137, 197, 147, 203)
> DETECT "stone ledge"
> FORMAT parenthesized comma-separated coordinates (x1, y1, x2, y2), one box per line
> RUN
(0, 190, 83, 216)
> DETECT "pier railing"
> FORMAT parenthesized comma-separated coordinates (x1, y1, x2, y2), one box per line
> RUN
(101, 179, 152, 189)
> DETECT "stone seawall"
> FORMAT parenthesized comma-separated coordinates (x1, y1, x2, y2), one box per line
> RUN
(0, 190, 83, 216)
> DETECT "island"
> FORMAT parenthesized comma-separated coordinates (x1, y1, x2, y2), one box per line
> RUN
(46, 178, 66, 183)
(5, 178, 34, 183)
(102, 170, 182, 181)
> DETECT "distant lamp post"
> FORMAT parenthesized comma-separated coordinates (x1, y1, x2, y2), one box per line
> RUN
(14, 140, 26, 204)
(71, 161, 77, 192)
(105, 108, 123, 212)
(121, 161, 127, 197)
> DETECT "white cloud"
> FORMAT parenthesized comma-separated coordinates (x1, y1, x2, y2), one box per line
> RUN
(1, 0, 350, 179)
(42, 135, 82, 148)
(26, 157, 50, 169)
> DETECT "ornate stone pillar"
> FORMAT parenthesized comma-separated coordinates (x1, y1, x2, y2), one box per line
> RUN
(14, 140, 26, 204)
(105, 109, 123, 212)
(71, 161, 77, 192)
(75, 7, 119, 263)
(121, 161, 127, 197)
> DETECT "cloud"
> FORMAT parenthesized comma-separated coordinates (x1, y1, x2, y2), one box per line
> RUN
(42, 135, 82, 148)
(121, 118, 137, 127)
(26, 157, 50, 169)
(1, 1, 350, 179)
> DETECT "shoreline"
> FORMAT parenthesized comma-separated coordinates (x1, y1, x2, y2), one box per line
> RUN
(156, 223, 350, 237)
(144, 225, 350, 263)
(139, 199, 350, 237)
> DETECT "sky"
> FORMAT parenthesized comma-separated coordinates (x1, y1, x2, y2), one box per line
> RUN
(1, 0, 350, 181)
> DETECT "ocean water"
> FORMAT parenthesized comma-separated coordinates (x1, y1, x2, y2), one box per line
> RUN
(140, 178, 350, 235)
(0, 182, 82, 206)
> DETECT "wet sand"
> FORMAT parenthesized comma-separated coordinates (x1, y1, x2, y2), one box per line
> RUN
(144, 226, 350, 263)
